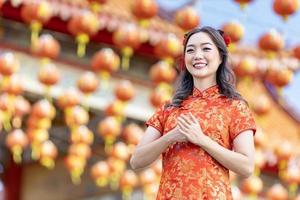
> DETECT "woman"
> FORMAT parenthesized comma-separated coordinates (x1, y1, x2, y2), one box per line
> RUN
(130, 26, 256, 200)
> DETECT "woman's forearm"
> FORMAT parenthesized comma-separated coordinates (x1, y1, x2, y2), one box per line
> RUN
(200, 136, 254, 178)
(130, 134, 172, 170)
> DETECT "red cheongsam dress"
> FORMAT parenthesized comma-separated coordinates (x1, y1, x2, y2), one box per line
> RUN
(145, 85, 256, 200)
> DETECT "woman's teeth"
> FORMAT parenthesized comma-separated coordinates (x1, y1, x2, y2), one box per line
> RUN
(193, 63, 207, 69)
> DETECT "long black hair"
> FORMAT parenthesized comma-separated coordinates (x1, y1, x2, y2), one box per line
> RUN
(166, 26, 244, 108)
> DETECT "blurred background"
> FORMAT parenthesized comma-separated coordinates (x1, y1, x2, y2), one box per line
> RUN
(0, 0, 299, 199)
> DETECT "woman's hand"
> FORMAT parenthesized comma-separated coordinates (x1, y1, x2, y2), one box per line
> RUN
(165, 126, 188, 144)
(177, 112, 209, 147)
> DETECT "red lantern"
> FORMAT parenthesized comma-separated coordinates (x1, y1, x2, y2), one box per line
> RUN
(97, 117, 121, 151)
(32, 99, 55, 119)
(6, 129, 28, 163)
(38, 63, 60, 86)
(122, 123, 143, 146)
(233, 57, 257, 78)
(139, 168, 157, 185)
(65, 106, 89, 128)
(113, 24, 141, 70)
(68, 10, 100, 57)
(115, 80, 135, 102)
(222, 21, 244, 51)
(68, 143, 92, 159)
(39, 140, 58, 169)
(31, 34, 60, 60)
(265, 68, 293, 88)
(266, 183, 288, 200)
(109, 142, 130, 161)
(154, 34, 182, 65)
(65, 155, 86, 184)
(293, 44, 300, 60)
(119, 170, 138, 199)
(90, 161, 110, 187)
(2, 75, 23, 96)
(132, 0, 158, 27)
(57, 88, 81, 110)
(149, 61, 177, 85)
(105, 100, 125, 117)
(0, 52, 19, 77)
(21, 1, 53, 45)
(71, 125, 94, 145)
(273, 0, 299, 21)
(234, 0, 254, 9)
(258, 30, 284, 56)
(241, 176, 263, 196)
(150, 87, 171, 108)
(12, 96, 31, 128)
(77, 71, 99, 95)
(174, 6, 200, 31)
(252, 95, 271, 115)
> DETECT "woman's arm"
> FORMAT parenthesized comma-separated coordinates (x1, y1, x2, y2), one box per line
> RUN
(178, 112, 255, 178)
(130, 126, 187, 170)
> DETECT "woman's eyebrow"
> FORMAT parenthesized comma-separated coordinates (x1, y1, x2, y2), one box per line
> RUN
(187, 42, 212, 48)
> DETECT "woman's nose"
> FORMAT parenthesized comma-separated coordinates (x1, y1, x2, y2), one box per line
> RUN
(194, 50, 204, 60)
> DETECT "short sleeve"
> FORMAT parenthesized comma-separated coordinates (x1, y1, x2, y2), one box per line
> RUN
(229, 100, 256, 140)
(145, 103, 166, 134)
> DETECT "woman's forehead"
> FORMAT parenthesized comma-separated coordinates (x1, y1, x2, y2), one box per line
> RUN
(187, 32, 213, 45)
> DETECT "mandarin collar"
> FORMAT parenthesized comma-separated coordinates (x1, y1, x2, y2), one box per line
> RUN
(192, 85, 222, 98)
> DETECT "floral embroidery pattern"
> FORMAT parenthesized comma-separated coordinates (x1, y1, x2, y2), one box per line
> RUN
(146, 85, 256, 200)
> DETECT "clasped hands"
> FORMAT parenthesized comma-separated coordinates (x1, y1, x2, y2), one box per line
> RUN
(167, 112, 209, 147)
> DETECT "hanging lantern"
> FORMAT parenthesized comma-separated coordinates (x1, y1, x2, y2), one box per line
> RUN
(122, 123, 143, 148)
(38, 63, 60, 100)
(0, 93, 15, 131)
(258, 30, 284, 58)
(0, 52, 19, 88)
(149, 61, 177, 92)
(57, 88, 81, 110)
(274, 141, 293, 178)
(265, 68, 293, 88)
(241, 176, 263, 199)
(151, 159, 162, 176)
(109, 142, 130, 162)
(115, 80, 135, 102)
(70, 125, 94, 145)
(97, 116, 121, 152)
(222, 21, 244, 51)
(91, 48, 120, 88)
(281, 166, 300, 198)
(233, 57, 257, 78)
(68, 10, 100, 57)
(39, 140, 58, 169)
(293, 44, 300, 60)
(21, 1, 53, 46)
(233, 0, 254, 10)
(131, 0, 158, 27)
(113, 23, 141, 70)
(254, 149, 266, 176)
(174, 6, 200, 31)
(105, 100, 125, 117)
(273, 0, 299, 21)
(27, 116, 51, 130)
(107, 156, 126, 190)
(31, 34, 60, 62)
(2, 75, 23, 96)
(266, 183, 288, 200)
(88, 0, 108, 13)
(65, 106, 89, 130)
(91, 161, 110, 187)
(27, 128, 49, 160)
(32, 99, 55, 119)
(5, 129, 28, 163)
(12, 96, 31, 129)
(77, 71, 99, 95)
(65, 155, 86, 184)
(252, 94, 271, 115)
(154, 34, 182, 65)
(150, 86, 172, 108)
(68, 143, 92, 159)
(119, 170, 138, 200)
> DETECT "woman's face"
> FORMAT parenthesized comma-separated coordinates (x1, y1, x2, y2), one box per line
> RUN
(184, 32, 222, 81)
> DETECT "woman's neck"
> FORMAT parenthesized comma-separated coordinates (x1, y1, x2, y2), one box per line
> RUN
(193, 77, 217, 92)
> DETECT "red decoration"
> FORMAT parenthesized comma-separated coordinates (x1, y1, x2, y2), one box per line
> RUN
(31, 34, 60, 60)
(273, 0, 299, 21)
(132, 0, 158, 27)
(175, 6, 200, 31)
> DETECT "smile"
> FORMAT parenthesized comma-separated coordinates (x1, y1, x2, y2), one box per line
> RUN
(193, 63, 207, 69)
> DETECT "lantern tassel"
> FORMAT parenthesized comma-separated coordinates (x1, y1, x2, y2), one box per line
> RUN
(96, 177, 108, 187)
(76, 34, 89, 58)
(99, 71, 110, 90)
(12, 145, 23, 163)
(122, 186, 133, 200)
(30, 21, 42, 47)
(71, 168, 83, 185)
(40, 157, 55, 169)
(121, 47, 133, 71)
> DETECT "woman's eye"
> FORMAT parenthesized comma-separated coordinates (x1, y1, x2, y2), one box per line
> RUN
(186, 49, 194, 53)
(203, 47, 211, 51)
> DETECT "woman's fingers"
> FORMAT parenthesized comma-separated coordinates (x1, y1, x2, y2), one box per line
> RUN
(179, 114, 193, 125)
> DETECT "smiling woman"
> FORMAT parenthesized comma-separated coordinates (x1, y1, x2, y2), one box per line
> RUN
(130, 26, 256, 200)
